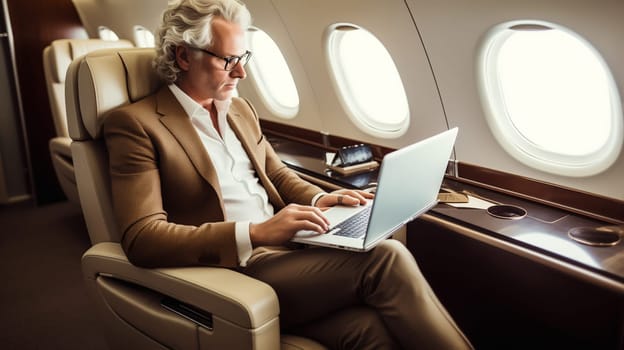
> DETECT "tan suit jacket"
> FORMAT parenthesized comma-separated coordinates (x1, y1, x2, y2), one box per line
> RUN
(103, 86, 323, 268)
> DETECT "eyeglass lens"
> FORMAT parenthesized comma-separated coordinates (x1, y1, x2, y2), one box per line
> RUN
(225, 52, 250, 71)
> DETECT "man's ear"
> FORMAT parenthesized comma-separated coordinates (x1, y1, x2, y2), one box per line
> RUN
(175, 45, 191, 71)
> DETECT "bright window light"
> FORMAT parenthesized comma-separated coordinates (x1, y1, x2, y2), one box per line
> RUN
(327, 24, 409, 138)
(478, 21, 623, 177)
(246, 27, 299, 119)
(133, 25, 155, 48)
(499, 30, 611, 156)
(98, 26, 119, 41)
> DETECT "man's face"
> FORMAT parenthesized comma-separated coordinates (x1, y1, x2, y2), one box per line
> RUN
(176, 17, 248, 103)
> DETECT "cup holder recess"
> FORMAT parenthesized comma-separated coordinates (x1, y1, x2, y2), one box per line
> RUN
(568, 226, 622, 247)
(486, 204, 527, 220)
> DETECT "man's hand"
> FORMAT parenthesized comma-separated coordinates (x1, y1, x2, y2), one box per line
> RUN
(248, 189, 374, 248)
(315, 189, 374, 208)
(249, 204, 329, 247)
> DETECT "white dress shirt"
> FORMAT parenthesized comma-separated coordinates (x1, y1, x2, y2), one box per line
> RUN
(169, 84, 274, 266)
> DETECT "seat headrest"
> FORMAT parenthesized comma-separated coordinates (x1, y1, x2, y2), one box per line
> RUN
(66, 48, 163, 141)
(48, 39, 134, 84)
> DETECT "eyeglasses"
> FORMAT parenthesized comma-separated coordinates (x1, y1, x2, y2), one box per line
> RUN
(191, 47, 252, 71)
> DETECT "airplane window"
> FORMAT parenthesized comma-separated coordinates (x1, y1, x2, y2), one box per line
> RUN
(133, 25, 155, 48)
(479, 21, 623, 177)
(246, 27, 299, 119)
(326, 24, 409, 138)
(97, 26, 119, 41)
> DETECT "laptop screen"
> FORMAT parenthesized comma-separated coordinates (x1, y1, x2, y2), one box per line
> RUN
(364, 128, 458, 247)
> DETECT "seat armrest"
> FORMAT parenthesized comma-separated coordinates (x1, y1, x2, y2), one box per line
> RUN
(82, 242, 279, 329)
(49, 137, 72, 157)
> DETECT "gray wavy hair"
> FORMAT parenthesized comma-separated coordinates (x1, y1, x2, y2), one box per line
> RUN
(154, 0, 252, 84)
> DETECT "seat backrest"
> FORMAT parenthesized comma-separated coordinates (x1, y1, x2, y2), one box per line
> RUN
(66, 47, 163, 244)
(43, 39, 134, 138)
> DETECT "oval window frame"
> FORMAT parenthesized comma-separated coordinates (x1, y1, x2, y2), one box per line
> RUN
(245, 27, 300, 119)
(97, 26, 119, 41)
(325, 23, 410, 139)
(133, 25, 155, 48)
(477, 20, 623, 177)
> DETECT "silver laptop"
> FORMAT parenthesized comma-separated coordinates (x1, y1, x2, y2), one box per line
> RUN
(291, 127, 458, 251)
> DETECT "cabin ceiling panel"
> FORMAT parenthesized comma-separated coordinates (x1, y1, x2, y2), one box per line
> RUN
(406, 0, 624, 201)
(70, 0, 98, 37)
(268, 0, 448, 149)
(72, 0, 166, 41)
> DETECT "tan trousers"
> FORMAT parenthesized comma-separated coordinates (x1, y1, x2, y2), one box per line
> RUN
(240, 239, 473, 350)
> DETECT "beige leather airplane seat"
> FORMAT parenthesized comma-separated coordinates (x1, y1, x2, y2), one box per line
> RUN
(43, 38, 133, 204)
(65, 47, 326, 350)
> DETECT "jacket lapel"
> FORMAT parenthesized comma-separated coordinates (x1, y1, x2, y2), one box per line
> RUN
(227, 112, 263, 168)
(228, 104, 285, 209)
(155, 87, 223, 201)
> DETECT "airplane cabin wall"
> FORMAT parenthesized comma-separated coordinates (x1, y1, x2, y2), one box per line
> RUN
(69, 0, 624, 202)
(242, 0, 449, 150)
(0, 0, 29, 203)
(236, 0, 323, 132)
(405, 0, 624, 201)
(5, 0, 86, 204)
(246, 0, 624, 202)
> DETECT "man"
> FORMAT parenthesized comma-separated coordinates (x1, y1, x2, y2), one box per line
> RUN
(104, 0, 473, 348)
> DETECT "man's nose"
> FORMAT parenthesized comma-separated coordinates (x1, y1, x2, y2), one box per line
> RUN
(230, 63, 246, 79)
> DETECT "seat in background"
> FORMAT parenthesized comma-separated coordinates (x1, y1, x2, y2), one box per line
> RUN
(65, 47, 326, 350)
(43, 38, 133, 204)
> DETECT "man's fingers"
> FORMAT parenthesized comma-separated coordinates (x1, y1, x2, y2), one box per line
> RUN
(315, 190, 374, 208)
(287, 204, 329, 229)
(335, 194, 362, 206)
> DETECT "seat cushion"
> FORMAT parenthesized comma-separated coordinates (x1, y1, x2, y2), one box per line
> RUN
(281, 334, 327, 350)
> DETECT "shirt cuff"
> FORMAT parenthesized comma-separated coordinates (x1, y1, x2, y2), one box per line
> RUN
(311, 192, 328, 207)
(235, 221, 253, 267)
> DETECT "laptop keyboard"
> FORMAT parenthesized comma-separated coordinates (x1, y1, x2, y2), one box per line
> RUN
(331, 206, 372, 239)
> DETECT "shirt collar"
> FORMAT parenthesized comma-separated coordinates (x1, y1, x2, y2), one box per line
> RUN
(168, 83, 232, 120)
